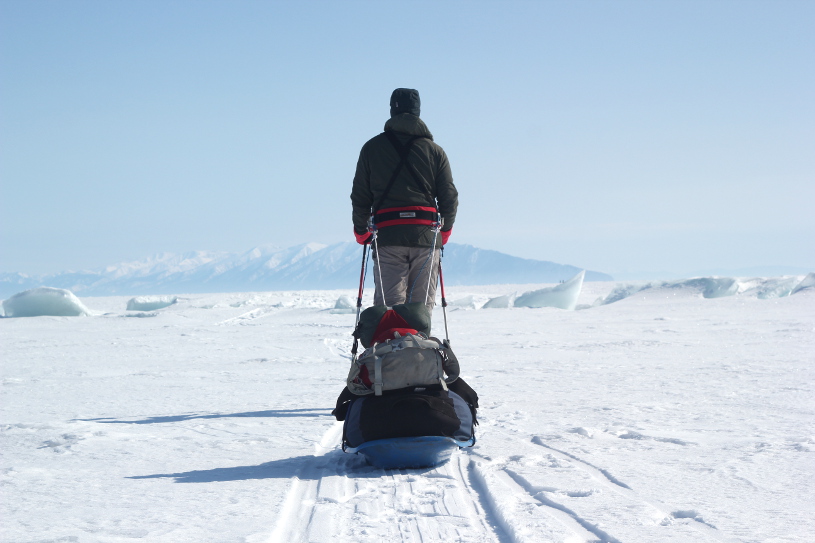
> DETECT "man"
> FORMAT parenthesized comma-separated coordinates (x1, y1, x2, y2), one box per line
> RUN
(351, 88, 458, 310)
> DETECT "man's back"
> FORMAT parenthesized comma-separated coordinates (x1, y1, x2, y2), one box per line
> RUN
(351, 112, 457, 249)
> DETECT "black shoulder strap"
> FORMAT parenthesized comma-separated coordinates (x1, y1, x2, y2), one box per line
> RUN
(372, 132, 427, 216)
(387, 132, 436, 208)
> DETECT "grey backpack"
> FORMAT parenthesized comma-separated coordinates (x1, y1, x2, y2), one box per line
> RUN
(347, 333, 460, 396)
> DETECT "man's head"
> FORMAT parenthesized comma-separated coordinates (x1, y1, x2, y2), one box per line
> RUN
(390, 88, 420, 118)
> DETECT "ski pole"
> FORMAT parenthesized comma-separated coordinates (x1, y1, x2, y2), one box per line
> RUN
(354, 242, 368, 329)
(371, 232, 385, 307)
(351, 242, 369, 363)
(439, 247, 449, 343)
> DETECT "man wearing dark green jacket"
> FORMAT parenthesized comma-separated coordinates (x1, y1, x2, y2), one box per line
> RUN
(351, 88, 458, 310)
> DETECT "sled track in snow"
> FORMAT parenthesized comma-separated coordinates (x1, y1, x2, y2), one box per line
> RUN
(270, 423, 505, 543)
(270, 424, 742, 543)
(216, 307, 276, 326)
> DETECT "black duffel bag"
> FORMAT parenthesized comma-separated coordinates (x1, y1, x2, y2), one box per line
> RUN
(333, 378, 479, 449)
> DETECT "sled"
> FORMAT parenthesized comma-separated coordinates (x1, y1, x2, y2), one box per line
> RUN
(344, 435, 475, 469)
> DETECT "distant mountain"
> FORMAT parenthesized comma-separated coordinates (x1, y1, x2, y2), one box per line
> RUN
(0, 242, 612, 298)
(439, 244, 610, 285)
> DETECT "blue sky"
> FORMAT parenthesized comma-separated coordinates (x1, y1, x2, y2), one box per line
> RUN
(1, 0, 813, 276)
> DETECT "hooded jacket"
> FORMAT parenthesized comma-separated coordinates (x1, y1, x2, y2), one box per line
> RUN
(351, 114, 458, 248)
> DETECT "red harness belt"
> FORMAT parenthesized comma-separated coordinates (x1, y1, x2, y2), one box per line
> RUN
(373, 206, 439, 229)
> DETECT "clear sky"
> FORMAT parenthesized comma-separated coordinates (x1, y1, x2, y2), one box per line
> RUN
(2, 0, 813, 277)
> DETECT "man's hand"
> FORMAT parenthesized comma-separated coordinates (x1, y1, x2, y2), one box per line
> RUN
(354, 229, 372, 245)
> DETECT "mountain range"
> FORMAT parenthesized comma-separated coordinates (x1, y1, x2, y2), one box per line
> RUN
(0, 242, 613, 298)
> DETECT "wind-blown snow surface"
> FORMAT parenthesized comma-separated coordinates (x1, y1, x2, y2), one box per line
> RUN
(1, 282, 813, 542)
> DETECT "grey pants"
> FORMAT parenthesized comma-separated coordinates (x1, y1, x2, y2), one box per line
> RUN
(372, 245, 439, 311)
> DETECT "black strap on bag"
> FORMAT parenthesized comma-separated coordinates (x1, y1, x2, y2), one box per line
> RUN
(371, 132, 430, 216)
(332, 386, 356, 421)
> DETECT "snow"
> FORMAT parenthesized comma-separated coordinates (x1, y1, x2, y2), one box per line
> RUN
(126, 296, 179, 311)
(1, 280, 813, 542)
(1, 287, 92, 317)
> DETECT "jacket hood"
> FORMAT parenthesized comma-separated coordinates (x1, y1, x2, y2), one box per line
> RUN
(384, 114, 434, 140)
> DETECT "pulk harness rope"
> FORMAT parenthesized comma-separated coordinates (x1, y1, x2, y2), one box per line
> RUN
(438, 247, 449, 342)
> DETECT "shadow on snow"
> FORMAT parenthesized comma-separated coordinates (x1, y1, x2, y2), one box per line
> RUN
(76, 408, 332, 424)
(126, 450, 434, 483)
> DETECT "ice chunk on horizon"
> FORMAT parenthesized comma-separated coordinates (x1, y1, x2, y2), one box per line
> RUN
(449, 295, 476, 309)
(126, 296, 178, 311)
(2, 287, 92, 317)
(792, 272, 815, 294)
(598, 274, 813, 306)
(748, 277, 801, 299)
(667, 277, 739, 298)
(514, 270, 585, 310)
(482, 293, 515, 309)
(598, 277, 739, 305)
(330, 295, 356, 314)
(601, 282, 654, 305)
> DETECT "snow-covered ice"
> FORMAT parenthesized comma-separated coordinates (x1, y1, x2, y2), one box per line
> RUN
(126, 296, 179, 311)
(1, 279, 813, 542)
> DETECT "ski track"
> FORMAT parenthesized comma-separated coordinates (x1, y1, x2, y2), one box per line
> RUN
(267, 404, 749, 542)
(268, 420, 747, 543)
(465, 425, 742, 543)
(216, 307, 275, 326)
(269, 423, 504, 543)
(323, 337, 353, 361)
(527, 435, 741, 542)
